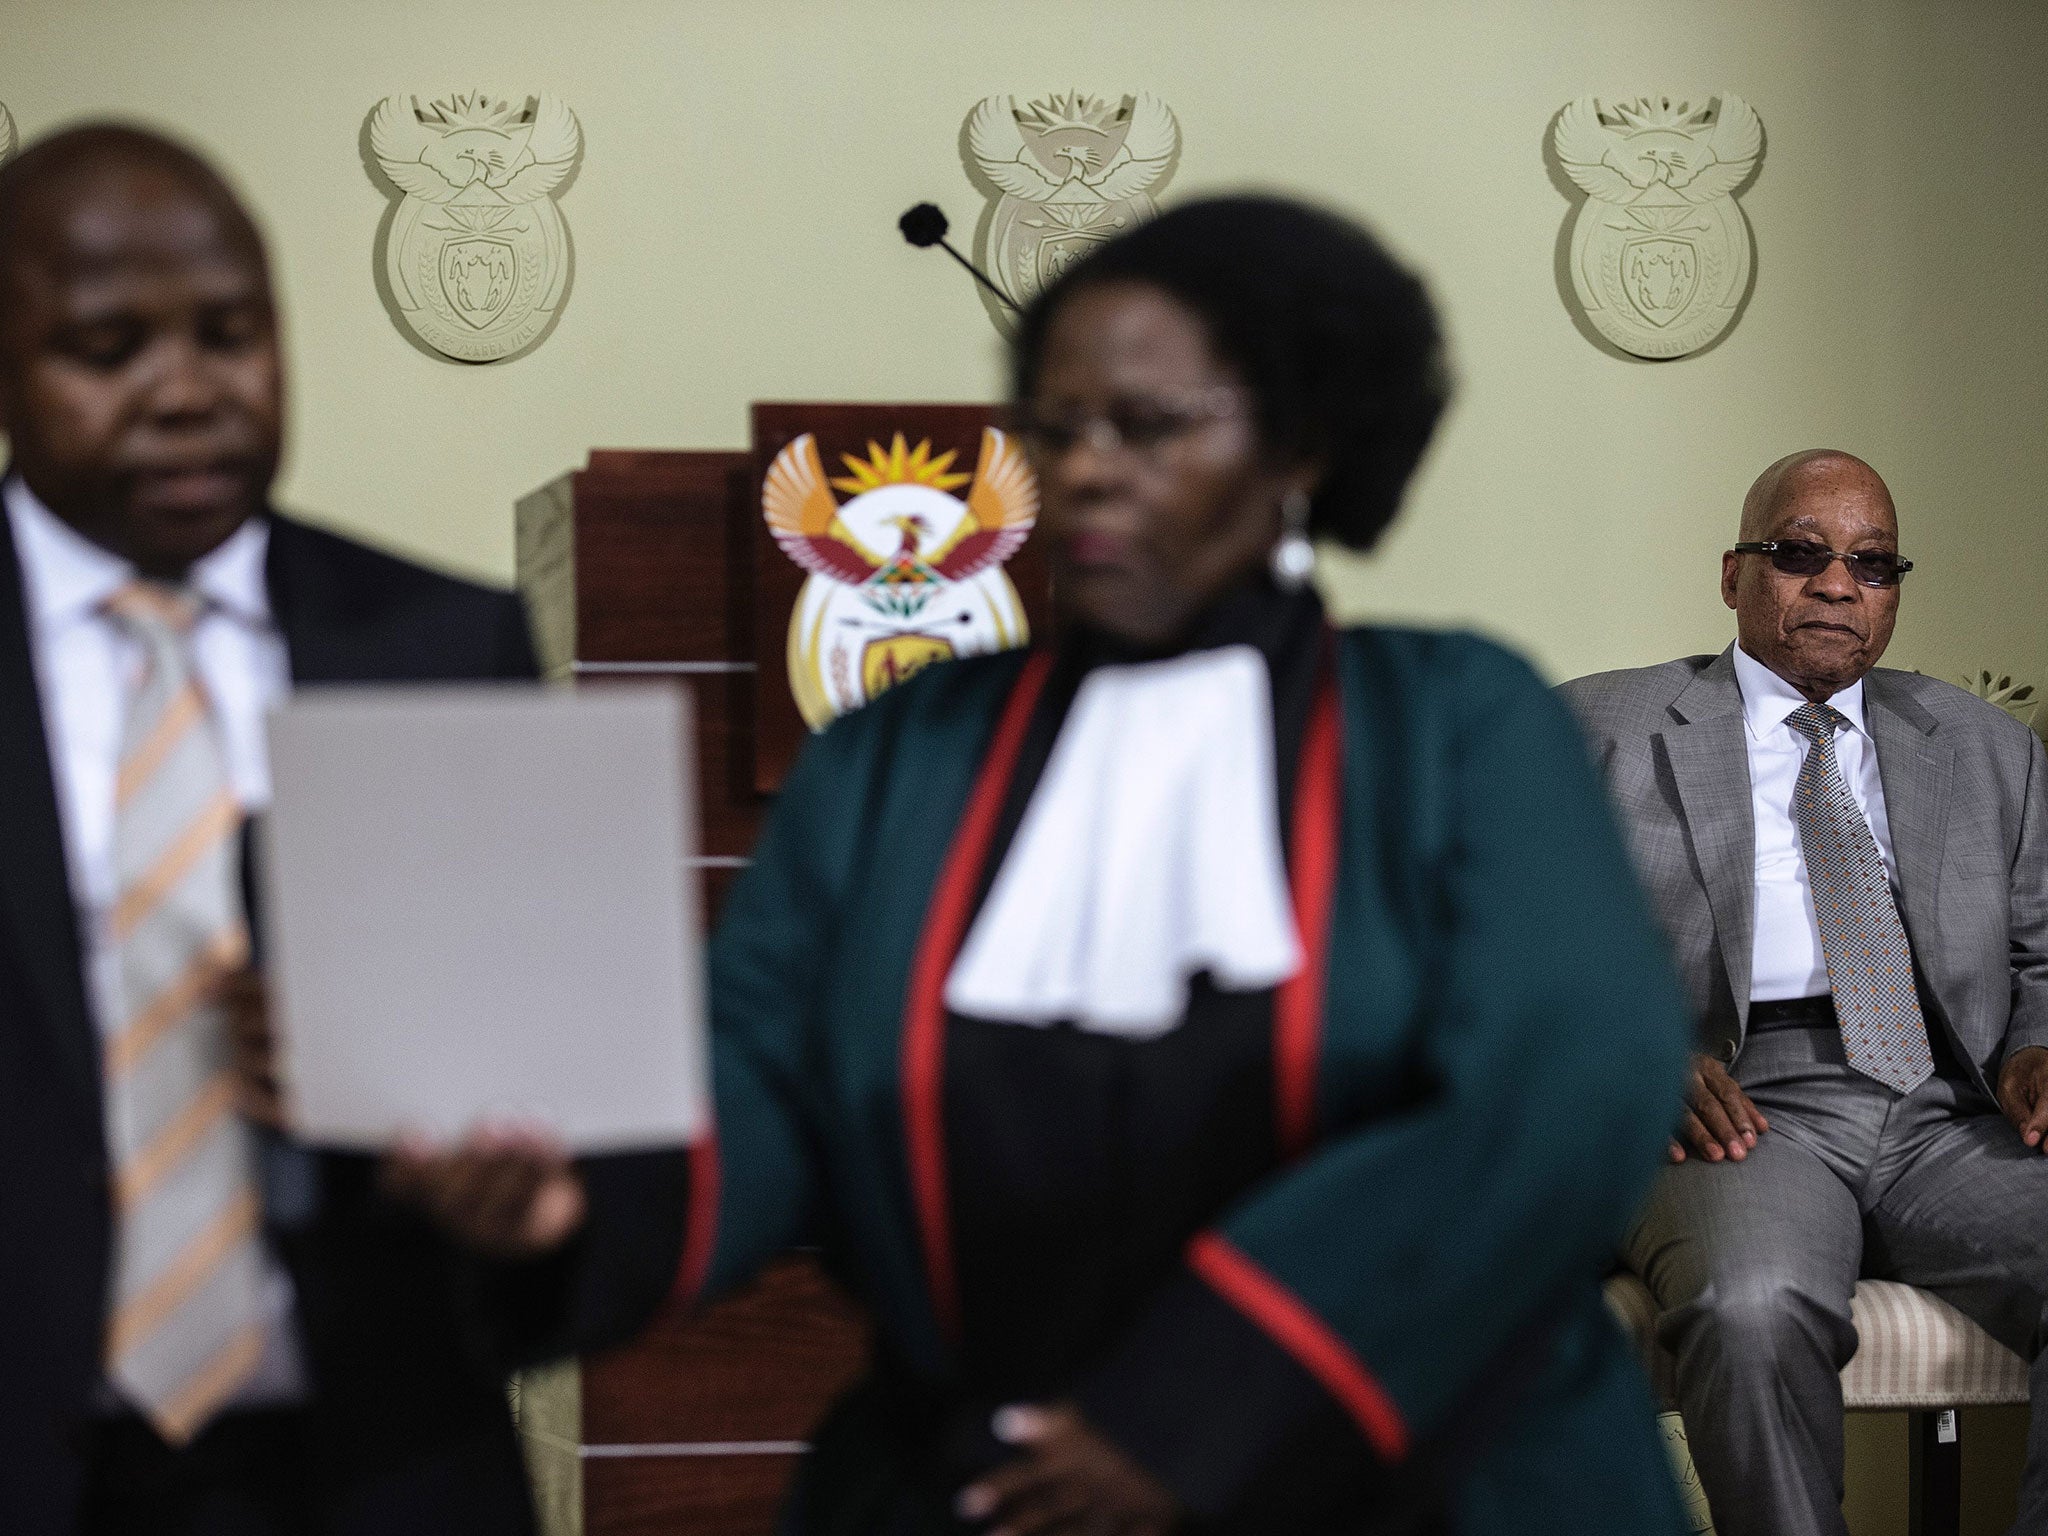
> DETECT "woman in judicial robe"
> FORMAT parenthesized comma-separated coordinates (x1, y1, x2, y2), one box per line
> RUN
(631, 196, 1699, 1536)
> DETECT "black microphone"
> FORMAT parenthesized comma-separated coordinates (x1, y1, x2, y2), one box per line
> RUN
(899, 203, 1019, 312)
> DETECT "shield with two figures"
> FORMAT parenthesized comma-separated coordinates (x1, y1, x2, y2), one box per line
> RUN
(764, 430, 1037, 730)
(440, 236, 516, 328)
(1622, 236, 1699, 327)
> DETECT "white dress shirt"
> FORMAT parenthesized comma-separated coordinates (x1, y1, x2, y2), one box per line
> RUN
(1732, 643, 1901, 1002)
(4, 476, 305, 1407)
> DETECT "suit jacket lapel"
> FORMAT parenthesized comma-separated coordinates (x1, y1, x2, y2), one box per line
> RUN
(0, 491, 102, 1111)
(1659, 648, 1757, 1019)
(264, 510, 432, 684)
(264, 511, 328, 684)
(251, 513, 321, 964)
(1864, 670, 1951, 951)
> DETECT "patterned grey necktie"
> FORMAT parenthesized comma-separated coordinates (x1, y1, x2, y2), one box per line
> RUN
(101, 581, 267, 1443)
(1785, 701, 1935, 1094)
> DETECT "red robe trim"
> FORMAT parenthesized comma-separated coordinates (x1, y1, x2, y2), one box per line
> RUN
(1276, 668, 1341, 1157)
(1187, 1230, 1411, 1462)
(902, 651, 1054, 1338)
(672, 1134, 722, 1304)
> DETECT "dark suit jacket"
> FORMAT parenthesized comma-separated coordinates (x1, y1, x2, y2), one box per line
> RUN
(0, 506, 688, 1534)
(1558, 647, 2048, 1093)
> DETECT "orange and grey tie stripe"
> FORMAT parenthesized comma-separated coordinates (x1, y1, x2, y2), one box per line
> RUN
(102, 580, 266, 1444)
(1787, 702, 1936, 1094)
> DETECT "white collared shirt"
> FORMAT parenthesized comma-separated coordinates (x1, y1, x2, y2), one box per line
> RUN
(3, 475, 304, 1408)
(5, 479, 290, 929)
(1731, 643, 1901, 1002)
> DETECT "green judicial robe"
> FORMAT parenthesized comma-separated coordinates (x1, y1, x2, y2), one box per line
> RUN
(682, 607, 1695, 1534)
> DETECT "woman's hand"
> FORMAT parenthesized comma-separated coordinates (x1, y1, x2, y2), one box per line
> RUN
(379, 1124, 589, 1261)
(956, 1402, 1182, 1536)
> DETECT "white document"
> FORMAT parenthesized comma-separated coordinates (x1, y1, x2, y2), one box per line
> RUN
(260, 683, 706, 1152)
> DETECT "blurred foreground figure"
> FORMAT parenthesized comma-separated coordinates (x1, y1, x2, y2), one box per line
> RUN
(1561, 453, 2048, 1536)
(0, 124, 683, 1535)
(650, 197, 1693, 1533)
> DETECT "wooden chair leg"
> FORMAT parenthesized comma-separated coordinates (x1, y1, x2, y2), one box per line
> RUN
(1908, 1408, 1962, 1536)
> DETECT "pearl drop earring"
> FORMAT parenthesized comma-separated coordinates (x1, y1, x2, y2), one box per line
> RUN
(1270, 488, 1315, 589)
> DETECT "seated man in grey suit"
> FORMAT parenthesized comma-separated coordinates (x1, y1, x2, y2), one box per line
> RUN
(1559, 450, 2048, 1536)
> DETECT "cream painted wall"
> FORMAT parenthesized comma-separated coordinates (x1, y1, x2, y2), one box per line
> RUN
(4, 0, 2045, 695)
(3, 8, 2042, 1530)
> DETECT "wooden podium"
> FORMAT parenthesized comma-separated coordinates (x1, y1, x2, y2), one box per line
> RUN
(510, 406, 1045, 1536)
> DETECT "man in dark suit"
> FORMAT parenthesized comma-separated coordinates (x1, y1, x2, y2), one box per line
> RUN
(0, 124, 684, 1534)
(1559, 452, 2048, 1536)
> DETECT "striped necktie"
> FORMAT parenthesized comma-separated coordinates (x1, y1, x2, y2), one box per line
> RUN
(101, 580, 267, 1444)
(1786, 701, 1935, 1095)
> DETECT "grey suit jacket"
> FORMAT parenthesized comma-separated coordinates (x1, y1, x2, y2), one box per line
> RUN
(1558, 646, 2048, 1092)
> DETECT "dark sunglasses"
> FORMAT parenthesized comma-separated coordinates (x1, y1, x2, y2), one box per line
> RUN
(1733, 540, 1913, 589)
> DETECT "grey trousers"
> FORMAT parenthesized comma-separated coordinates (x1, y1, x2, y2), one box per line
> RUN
(1624, 1023, 2048, 1536)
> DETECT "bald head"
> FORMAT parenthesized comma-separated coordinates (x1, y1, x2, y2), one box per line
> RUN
(0, 121, 282, 578)
(1738, 449, 1895, 544)
(0, 123, 266, 291)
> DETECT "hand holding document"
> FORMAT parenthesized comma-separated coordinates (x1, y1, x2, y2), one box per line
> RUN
(259, 684, 707, 1153)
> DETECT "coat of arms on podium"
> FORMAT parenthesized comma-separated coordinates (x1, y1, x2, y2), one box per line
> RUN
(966, 91, 1181, 329)
(367, 91, 581, 363)
(1551, 93, 1763, 359)
(764, 428, 1037, 729)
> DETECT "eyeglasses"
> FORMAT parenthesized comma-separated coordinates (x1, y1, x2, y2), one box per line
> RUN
(1732, 540, 1914, 589)
(1010, 388, 1246, 460)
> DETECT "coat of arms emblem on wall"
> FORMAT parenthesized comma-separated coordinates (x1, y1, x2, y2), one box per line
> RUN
(367, 92, 581, 363)
(765, 430, 1037, 729)
(966, 91, 1181, 327)
(1552, 93, 1764, 359)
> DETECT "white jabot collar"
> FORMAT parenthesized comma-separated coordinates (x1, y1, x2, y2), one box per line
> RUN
(943, 643, 1303, 1039)
(1732, 643, 1867, 744)
(4, 475, 273, 632)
